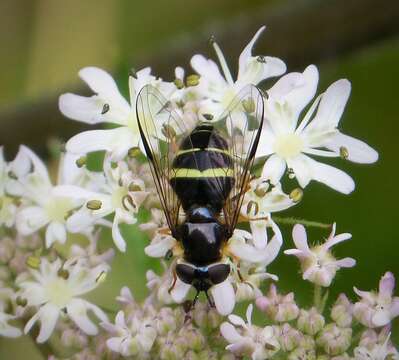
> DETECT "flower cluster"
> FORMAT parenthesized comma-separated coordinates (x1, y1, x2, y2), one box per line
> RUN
(0, 25, 396, 359)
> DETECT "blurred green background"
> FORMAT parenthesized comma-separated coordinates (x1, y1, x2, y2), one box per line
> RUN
(1, 0, 398, 357)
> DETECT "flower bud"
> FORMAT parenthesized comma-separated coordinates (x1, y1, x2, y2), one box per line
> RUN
(0, 237, 15, 264)
(0, 265, 11, 281)
(274, 323, 303, 352)
(155, 307, 177, 335)
(61, 328, 88, 349)
(297, 307, 325, 335)
(179, 325, 205, 352)
(316, 323, 352, 356)
(257, 284, 299, 322)
(288, 348, 316, 360)
(331, 294, 353, 327)
(193, 302, 222, 330)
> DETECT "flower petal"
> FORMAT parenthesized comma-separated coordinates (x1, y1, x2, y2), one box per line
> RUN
(261, 154, 286, 184)
(220, 322, 243, 343)
(211, 279, 235, 315)
(16, 206, 49, 235)
(292, 224, 310, 253)
(170, 278, 191, 303)
(144, 236, 176, 258)
(79, 67, 130, 110)
(112, 215, 127, 252)
(305, 79, 351, 134)
(379, 272, 395, 299)
(66, 127, 136, 160)
(67, 298, 107, 335)
(45, 221, 67, 248)
(325, 132, 379, 164)
(25, 303, 59, 343)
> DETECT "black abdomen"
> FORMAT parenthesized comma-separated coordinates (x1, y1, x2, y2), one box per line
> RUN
(170, 124, 235, 213)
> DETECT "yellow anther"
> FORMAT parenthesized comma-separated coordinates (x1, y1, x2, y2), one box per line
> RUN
(246, 200, 259, 216)
(289, 188, 303, 203)
(75, 156, 87, 168)
(86, 200, 102, 210)
(26, 256, 41, 269)
(57, 268, 69, 279)
(96, 271, 107, 283)
(174, 78, 184, 89)
(186, 74, 200, 87)
(128, 147, 141, 158)
(339, 146, 349, 160)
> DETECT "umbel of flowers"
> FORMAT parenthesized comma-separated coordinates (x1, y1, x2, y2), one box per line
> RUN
(0, 25, 396, 359)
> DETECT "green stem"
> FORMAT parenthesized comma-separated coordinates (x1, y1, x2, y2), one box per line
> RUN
(273, 216, 331, 229)
(314, 284, 322, 312)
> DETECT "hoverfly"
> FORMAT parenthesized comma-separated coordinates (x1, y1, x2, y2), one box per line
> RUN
(136, 84, 264, 308)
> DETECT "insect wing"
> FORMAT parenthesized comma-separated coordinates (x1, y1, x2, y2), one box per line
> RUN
(211, 85, 265, 235)
(136, 85, 192, 235)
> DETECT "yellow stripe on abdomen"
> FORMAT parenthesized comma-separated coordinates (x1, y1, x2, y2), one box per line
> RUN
(171, 168, 233, 178)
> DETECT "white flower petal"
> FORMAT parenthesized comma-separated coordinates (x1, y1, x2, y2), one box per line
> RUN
(170, 278, 191, 303)
(25, 303, 59, 343)
(45, 221, 67, 248)
(250, 220, 268, 249)
(228, 314, 246, 327)
(79, 67, 130, 110)
(306, 156, 355, 194)
(67, 299, 107, 335)
(325, 132, 379, 164)
(261, 154, 286, 184)
(144, 236, 176, 257)
(334, 257, 356, 268)
(306, 79, 351, 133)
(20, 145, 51, 186)
(229, 235, 281, 265)
(292, 224, 310, 253)
(211, 279, 235, 315)
(220, 322, 244, 343)
(66, 127, 136, 160)
(16, 206, 49, 235)
(112, 215, 127, 252)
(59, 94, 129, 126)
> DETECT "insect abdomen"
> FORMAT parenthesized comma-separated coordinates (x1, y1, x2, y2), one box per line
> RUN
(170, 125, 234, 213)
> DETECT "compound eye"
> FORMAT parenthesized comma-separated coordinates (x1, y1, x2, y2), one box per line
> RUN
(208, 263, 230, 285)
(176, 263, 196, 285)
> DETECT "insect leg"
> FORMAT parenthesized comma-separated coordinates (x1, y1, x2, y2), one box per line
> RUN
(168, 268, 177, 294)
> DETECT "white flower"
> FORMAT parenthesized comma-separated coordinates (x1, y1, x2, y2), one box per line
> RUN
(0, 146, 33, 227)
(59, 67, 176, 160)
(102, 310, 157, 357)
(285, 223, 356, 287)
(191, 26, 286, 117)
(227, 225, 283, 266)
(257, 65, 378, 194)
(15, 147, 85, 248)
(0, 284, 21, 338)
(0, 312, 21, 338)
(354, 332, 398, 360)
(241, 179, 296, 248)
(18, 258, 108, 343)
(56, 158, 148, 252)
(353, 272, 399, 328)
(220, 304, 280, 359)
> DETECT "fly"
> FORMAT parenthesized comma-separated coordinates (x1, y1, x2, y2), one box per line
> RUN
(136, 84, 264, 310)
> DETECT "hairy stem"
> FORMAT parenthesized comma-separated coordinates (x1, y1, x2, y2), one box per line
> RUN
(273, 216, 331, 229)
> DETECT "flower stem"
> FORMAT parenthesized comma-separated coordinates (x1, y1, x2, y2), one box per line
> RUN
(314, 284, 322, 312)
(273, 216, 331, 229)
